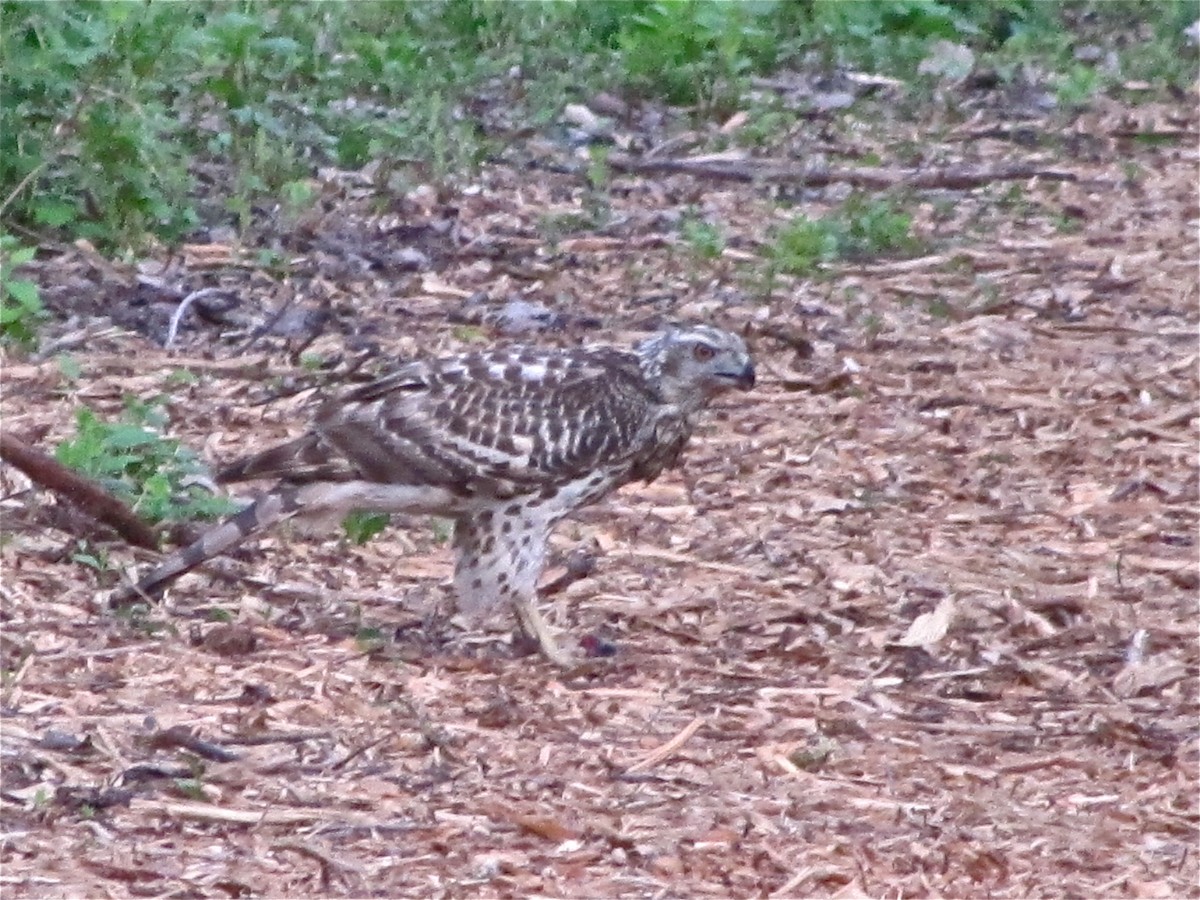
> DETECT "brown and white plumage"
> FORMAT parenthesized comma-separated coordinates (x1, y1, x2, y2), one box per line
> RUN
(117, 324, 755, 663)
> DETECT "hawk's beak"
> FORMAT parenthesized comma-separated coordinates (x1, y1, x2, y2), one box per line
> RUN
(717, 362, 756, 390)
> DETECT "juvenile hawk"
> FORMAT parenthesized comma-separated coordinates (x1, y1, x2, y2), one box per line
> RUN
(118, 324, 755, 664)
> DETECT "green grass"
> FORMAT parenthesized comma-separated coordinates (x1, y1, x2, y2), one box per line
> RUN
(765, 194, 923, 278)
(342, 511, 390, 546)
(768, 216, 843, 277)
(0, 0, 1191, 256)
(0, 235, 44, 348)
(680, 213, 726, 260)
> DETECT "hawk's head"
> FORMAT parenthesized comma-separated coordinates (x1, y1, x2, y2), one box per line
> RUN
(637, 325, 756, 409)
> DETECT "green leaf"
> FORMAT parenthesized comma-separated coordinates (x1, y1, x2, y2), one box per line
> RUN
(33, 199, 78, 228)
(58, 354, 83, 382)
(53, 400, 227, 525)
(343, 511, 390, 545)
(99, 424, 162, 451)
(3, 246, 37, 267)
(5, 280, 41, 309)
(260, 36, 301, 55)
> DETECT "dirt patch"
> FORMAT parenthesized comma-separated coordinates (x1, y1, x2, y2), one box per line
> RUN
(2, 95, 1197, 898)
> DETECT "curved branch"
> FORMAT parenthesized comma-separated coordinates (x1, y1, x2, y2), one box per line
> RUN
(0, 431, 160, 550)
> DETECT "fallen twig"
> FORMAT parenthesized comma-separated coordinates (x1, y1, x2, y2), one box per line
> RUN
(165, 287, 233, 349)
(2, 352, 277, 381)
(221, 730, 333, 747)
(607, 153, 1076, 189)
(273, 840, 365, 891)
(624, 716, 706, 773)
(147, 724, 240, 763)
(131, 798, 378, 827)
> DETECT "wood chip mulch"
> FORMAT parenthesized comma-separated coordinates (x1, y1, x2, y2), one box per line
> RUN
(1, 95, 1196, 898)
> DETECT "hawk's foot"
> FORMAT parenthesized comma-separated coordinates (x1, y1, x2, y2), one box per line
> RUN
(512, 596, 576, 667)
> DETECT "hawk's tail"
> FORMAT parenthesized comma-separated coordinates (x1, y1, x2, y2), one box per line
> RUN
(217, 432, 342, 484)
(111, 488, 307, 605)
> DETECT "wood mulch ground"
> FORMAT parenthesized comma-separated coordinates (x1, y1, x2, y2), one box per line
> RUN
(1, 89, 1197, 898)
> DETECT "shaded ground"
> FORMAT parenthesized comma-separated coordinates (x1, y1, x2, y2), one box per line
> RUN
(2, 89, 1197, 898)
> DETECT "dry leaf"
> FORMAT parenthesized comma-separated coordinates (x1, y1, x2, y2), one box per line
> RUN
(897, 597, 956, 647)
(1112, 661, 1188, 697)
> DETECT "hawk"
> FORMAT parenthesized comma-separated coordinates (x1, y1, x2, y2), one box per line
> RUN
(117, 324, 755, 664)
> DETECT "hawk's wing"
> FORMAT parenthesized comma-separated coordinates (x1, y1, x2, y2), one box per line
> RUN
(219, 346, 658, 499)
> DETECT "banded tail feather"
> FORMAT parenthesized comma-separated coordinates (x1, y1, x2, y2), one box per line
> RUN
(112, 487, 308, 604)
(216, 432, 351, 484)
(111, 478, 463, 605)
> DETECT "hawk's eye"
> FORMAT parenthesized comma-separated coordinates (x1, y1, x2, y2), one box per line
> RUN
(691, 343, 716, 362)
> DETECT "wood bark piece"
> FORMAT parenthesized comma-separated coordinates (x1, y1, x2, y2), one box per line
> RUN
(0, 431, 159, 550)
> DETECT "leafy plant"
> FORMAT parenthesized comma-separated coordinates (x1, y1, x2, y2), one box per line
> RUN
(586, 145, 611, 193)
(355, 626, 387, 653)
(110, 601, 175, 636)
(615, 1, 786, 112)
(538, 208, 608, 243)
(1054, 62, 1103, 109)
(1, 0, 1192, 251)
(70, 541, 111, 572)
(58, 354, 83, 384)
(734, 102, 796, 149)
(767, 216, 842, 276)
(0, 235, 45, 348)
(54, 396, 236, 525)
(765, 194, 922, 277)
(680, 214, 725, 260)
(343, 511, 390, 545)
(431, 517, 454, 544)
(840, 194, 922, 257)
(927, 296, 955, 319)
(173, 778, 208, 801)
(1, 4, 200, 246)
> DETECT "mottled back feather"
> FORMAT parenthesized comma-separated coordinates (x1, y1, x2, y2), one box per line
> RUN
(219, 346, 672, 499)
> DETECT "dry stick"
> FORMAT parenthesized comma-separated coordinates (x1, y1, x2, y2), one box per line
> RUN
(770, 867, 818, 899)
(3, 352, 276, 382)
(34, 641, 164, 662)
(131, 798, 375, 826)
(624, 716, 706, 773)
(0, 431, 159, 550)
(164, 287, 232, 349)
(607, 154, 1077, 188)
(222, 730, 334, 747)
(272, 840, 365, 889)
(0, 159, 48, 220)
(327, 734, 391, 772)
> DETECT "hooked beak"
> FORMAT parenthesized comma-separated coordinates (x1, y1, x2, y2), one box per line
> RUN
(716, 362, 756, 390)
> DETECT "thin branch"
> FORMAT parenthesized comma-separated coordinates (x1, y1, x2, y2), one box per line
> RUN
(0, 431, 159, 549)
(607, 153, 1077, 188)
(0, 160, 50, 221)
(165, 287, 232, 349)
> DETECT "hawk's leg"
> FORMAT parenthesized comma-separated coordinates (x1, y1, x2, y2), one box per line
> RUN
(539, 546, 597, 597)
(454, 510, 580, 666)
